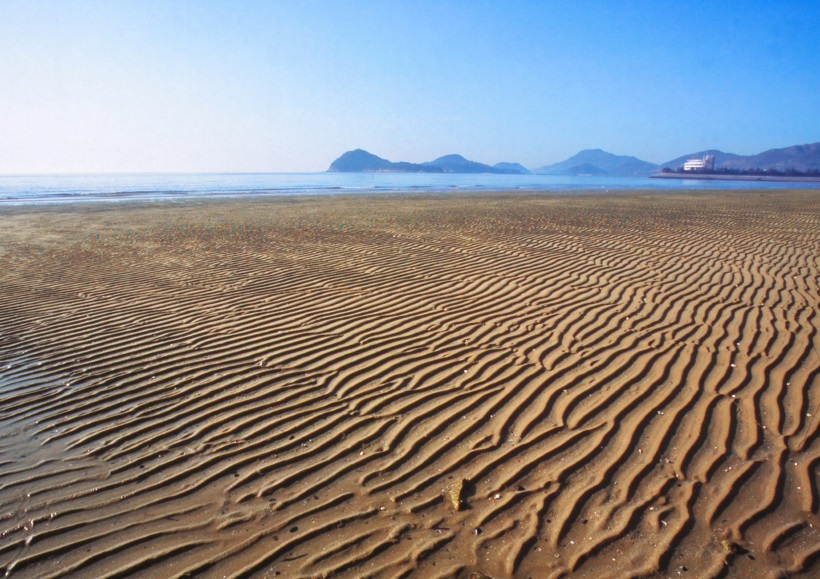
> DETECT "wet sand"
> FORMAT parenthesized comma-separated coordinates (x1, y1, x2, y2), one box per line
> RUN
(1, 190, 819, 578)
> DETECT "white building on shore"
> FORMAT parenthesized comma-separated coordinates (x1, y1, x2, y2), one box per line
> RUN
(683, 154, 716, 171)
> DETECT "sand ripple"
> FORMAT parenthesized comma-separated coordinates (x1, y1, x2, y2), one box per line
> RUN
(1, 191, 819, 577)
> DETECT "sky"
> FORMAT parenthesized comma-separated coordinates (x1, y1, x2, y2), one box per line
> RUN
(1, 0, 818, 173)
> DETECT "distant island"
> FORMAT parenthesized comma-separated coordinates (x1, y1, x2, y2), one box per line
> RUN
(327, 149, 530, 174)
(533, 149, 658, 177)
(328, 142, 820, 179)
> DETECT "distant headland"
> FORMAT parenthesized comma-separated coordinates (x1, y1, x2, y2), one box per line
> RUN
(328, 142, 820, 180)
(651, 142, 820, 182)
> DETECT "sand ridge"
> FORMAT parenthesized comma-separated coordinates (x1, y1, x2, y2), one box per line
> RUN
(0, 190, 819, 578)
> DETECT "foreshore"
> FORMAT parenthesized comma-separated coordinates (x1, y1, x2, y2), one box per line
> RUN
(1, 189, 819, 577)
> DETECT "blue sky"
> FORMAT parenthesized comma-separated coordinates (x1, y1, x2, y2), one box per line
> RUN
(1, 0, 818, 172)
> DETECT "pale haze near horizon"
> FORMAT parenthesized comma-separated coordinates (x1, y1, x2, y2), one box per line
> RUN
(1, 0, 818, 174)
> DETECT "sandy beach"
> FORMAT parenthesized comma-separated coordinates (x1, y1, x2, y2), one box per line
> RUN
(0, 190, 818, 578)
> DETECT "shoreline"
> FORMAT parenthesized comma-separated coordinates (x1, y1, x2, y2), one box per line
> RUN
(0, 186, 726, 209)
(1, 186, 816, 218)
(3, 172, 820, 206)
(651, 172, 820, 183)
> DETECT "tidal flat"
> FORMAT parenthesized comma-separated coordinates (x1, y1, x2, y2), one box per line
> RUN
(1, 190, 818, 578)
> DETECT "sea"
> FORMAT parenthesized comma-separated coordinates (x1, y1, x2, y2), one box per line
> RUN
(1, 172, 818, 205)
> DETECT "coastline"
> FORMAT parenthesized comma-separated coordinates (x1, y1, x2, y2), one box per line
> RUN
(651, 172, 820, 183)
(3, 172, 820, 206)
(1, 189, 819, 577)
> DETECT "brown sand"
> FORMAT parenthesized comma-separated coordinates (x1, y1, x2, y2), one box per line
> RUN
(0, 190, 818, 578)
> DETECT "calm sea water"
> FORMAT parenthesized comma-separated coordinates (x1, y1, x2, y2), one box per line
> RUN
(1, 172, 817, 204)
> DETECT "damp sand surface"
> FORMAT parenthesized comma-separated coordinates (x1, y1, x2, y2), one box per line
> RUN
(1, 190, 819, 578)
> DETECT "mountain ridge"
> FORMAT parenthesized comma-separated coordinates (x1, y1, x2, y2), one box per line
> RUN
(328, 150, 524, 174)
(422, 154, 513, 174)
(327, 142, 820, 175)
(661, 142, 820, 172)
(535, 149, 659, 177)
(327, 149, 441, 173)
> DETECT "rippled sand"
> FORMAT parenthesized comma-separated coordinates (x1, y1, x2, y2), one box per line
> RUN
(1, 190, 819, 578)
